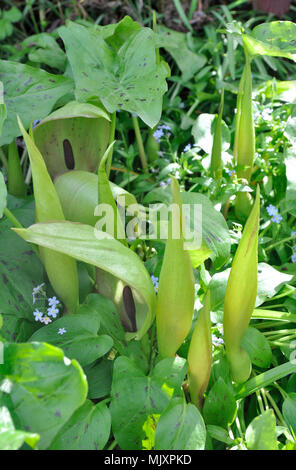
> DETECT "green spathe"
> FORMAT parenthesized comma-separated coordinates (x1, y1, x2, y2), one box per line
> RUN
(188, 290, 212, 409)
(156, 177, 195, 357)
(224, 186, 260, 383)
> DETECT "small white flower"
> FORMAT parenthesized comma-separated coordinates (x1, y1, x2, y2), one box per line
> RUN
(58, 328, 67, 335)
(41, 316, 52, 325)
(47, 306, 59, 318)
(33, 309, 43, 322)
(48, 296, 59, 308)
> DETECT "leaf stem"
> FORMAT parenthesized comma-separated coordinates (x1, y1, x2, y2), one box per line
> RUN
(0, 148, 8, 170)
(132, 115, 147, 170)
(106, 112, 117, 178)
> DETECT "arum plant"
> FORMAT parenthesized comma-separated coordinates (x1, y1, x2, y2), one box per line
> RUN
(187, 290, 212, 409)
(223, 186, 260, 383)
(17, 117, 80, 314)
(230, 21, 296, 218)
(14, 118, 156, 339)
(156, 177, 195, 358)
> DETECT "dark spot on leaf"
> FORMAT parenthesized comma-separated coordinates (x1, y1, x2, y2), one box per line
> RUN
(2, 274, 8, 284)
(55, 410, 61, 417)
(150, 397, 156, 408)
(24, 77, 33, 87)
(23, 250, 34, 256)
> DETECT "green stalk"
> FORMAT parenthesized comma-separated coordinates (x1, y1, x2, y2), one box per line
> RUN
(146, 127, 160, 163)
(106, 112, 116, 178)
(97, 141, 127, 245)
(132, 115, 147, 170)
(0, 148, 8, 171)
(8, 141, 26, 197)
(210, 89, 224, 178)
(3, 207, 23, 229)
(152, 10, 160, 65)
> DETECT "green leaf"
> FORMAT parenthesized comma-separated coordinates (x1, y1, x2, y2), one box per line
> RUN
(241, 327, 272, 368)
(181, 192, 231, 268)
(14, 221, 156, 340)
(59, 21, 169, 127)
(22, 33, 66, 71)
(0, 60, 74, 145)
(110, 356, 171, 450)
(79, 294, 126, 354)
(235, 362, 296, 399)
(152, 357, 188, 397)
(0, 81, 7, 136)
(203, 378, 237, 428)
(2, 6, 22, 23)
(0, 342, 87, 449)
(0, 19, 13, 40)
(0, 406, 39, 450)
(285, 150, 296, 203)
(85, 359, 113, 400)
(192, 113, 230, 154)
(154, 398, 206, 450)
(245, 409, 278, 450)
(99, 15, 141, 49)
(0, 201, 45, 342)
(49, 400, 111, 450)
(29, 313, 113, 367)
(282, 393, 296, 436)
(243, 21, 296, 61)
(0, 171, 7, 218)
(143, 187, 231, 269)
(158, 26, 206, 81)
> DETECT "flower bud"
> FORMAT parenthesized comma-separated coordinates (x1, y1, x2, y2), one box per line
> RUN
(234, 52, 255, 219)
(223, 186, 260, 383)
(156, 177, 195, 358)
(188, 290, 212, 409)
